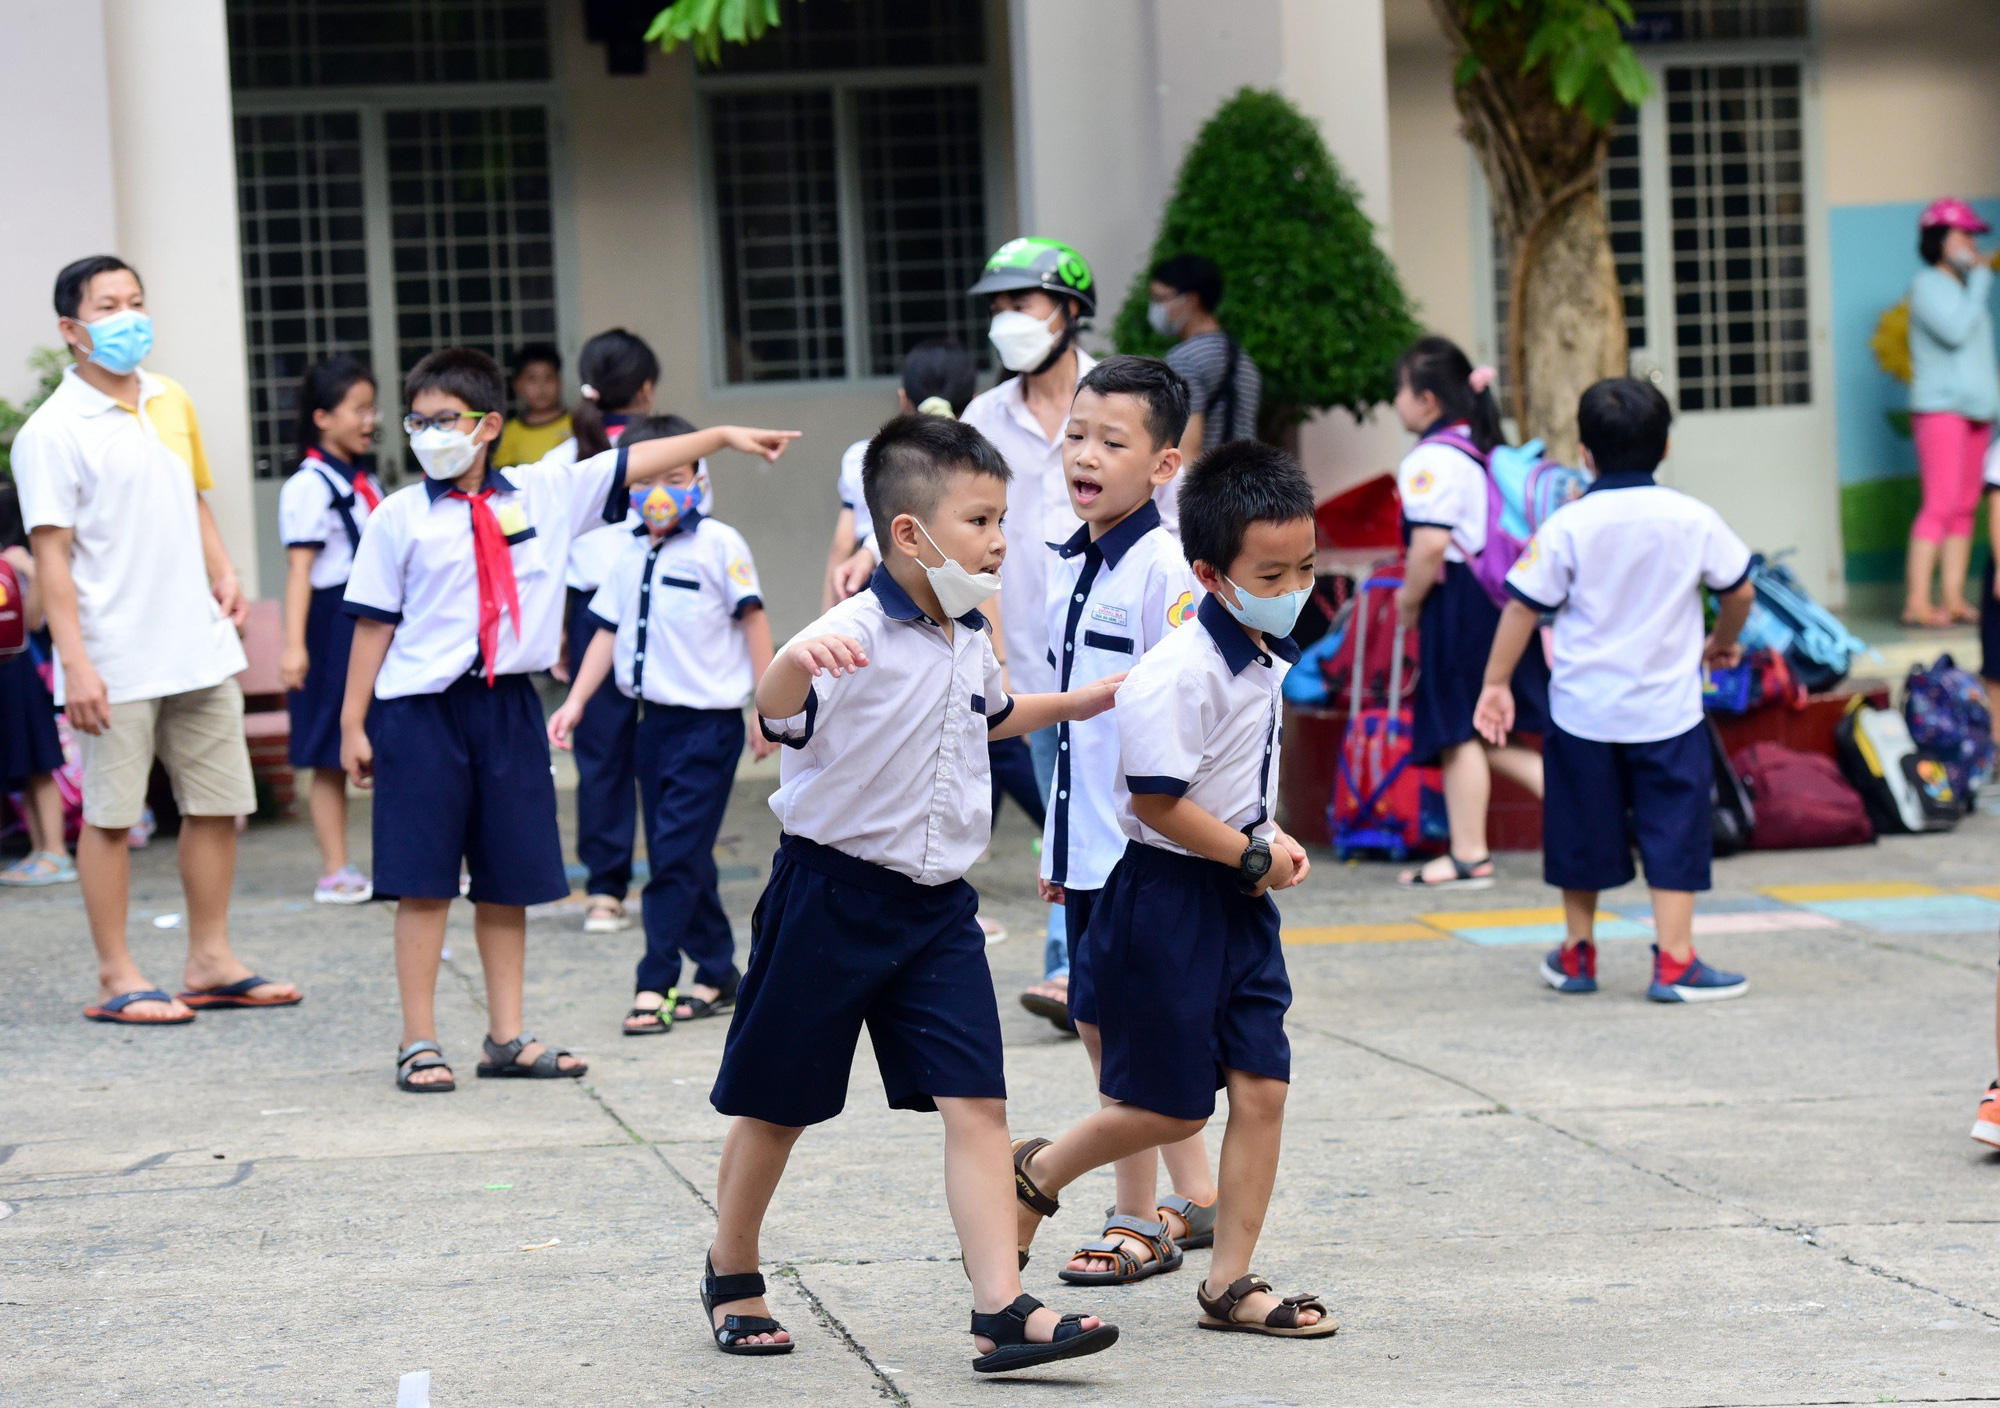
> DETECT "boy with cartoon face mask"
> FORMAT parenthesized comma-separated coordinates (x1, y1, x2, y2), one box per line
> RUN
(548, 418, 775, 1038)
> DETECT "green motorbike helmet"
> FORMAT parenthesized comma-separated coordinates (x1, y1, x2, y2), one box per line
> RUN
(968, 237, 1096, 316)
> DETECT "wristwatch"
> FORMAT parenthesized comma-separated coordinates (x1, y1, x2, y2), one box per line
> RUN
(1237, 835, 1273, 891)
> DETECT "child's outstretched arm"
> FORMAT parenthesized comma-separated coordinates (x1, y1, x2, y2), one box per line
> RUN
(339, 618, 394, 788)
(1129, 794, 1300, 895)
(1473, 599, 1541, 746)
(548, 628, 616, 750)
(623, 426, 800, 486)
(989, 673, 1125, 741)
(756, 632, 868, 722)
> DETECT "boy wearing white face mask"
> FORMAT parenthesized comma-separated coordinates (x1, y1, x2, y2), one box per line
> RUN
(339, 348, 798, 1095)
(1013, 443, 1335, 1344)
(701, 415, 1126, 1374)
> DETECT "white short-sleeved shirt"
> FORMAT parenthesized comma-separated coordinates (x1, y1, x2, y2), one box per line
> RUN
(1397, 427, 1488, 563)
(1114, 593, 1297, 855)
(760, 567, 1012, 885)
(1039, 501, 1199, 890)
(837, 438, 874, 551)
(12, 367, 247, 705)
(586, 514, 763, 710)
(344, 446, 629, 698)
(1505, 474, 1753, 743)
(277, 451, 382, 589)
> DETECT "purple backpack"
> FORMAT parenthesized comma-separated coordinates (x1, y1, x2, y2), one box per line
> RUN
(1417, 427, 1528, 610)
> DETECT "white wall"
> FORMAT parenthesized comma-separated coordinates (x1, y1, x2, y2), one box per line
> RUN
(0, 0, 117, 407)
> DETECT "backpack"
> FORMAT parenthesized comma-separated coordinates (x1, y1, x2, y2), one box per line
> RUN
(1737, 555, 1868, 693)
(1835, 696, 1960, 834)
(1708, 719, 1756, 856)
(1902, 653, 1992, 807)
(1329, 573, 1446, 860)
(0, 556, 24, 658)
(1731, 741, 1874, 850)
(1703, 647, 1806, 715)
(1418, 429, 1583, 610)
(1315, 571, 1418, 710)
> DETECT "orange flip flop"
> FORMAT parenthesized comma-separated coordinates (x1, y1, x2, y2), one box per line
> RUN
(84, 989, 195, 1025)
(176, 976, 303, 1010)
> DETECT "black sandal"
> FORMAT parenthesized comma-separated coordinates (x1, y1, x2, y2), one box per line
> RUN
(1196, 1274, 1339, 1339)
(1012, 1137, 1060, 1270)
(701, 1253, 794, 1355)
(971, 1294, 1118, 1374)
(674, 972, 739, 1022)
(624, 990, 675, 1037)
(1059, 1214, 1183, 1285)
(395, 1040, 455, 1093)
(1396, 854, 1494, 890)
(476, 1032, 587, 1079)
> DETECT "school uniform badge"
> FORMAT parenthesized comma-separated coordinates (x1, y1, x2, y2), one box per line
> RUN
(1167, 591, 1195, 628)
(1408, 469, 1435, 495)
(728, 558, 755, 587)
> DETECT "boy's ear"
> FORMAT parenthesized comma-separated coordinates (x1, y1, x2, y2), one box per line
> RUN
(1190, 559, 1226, 596)
(475, 411, 503, 445)
(888, 511, 922, 562)
(1150, 443, 1183, 487)
(1580, 445, 1598, 473)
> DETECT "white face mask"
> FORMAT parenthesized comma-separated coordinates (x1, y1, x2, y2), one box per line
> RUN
(409, 424, 480, 480)
(1147, 298, 1182, 338)
(988, 309, 1062, 373)
(912, 518, 1001, 620)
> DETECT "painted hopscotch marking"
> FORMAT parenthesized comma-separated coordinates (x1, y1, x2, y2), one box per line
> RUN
(1284, 922, 1443, 946)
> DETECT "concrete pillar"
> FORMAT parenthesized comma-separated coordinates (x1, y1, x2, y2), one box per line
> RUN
(0, 0, 117, 406)
(102, 0, 259, 595)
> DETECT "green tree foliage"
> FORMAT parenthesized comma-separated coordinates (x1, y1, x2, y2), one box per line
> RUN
(1451, 0, 1648, 128)
(0, 348, 66, 483)
(647, 0, 789, 64)
(1113, 88, 1419, 435)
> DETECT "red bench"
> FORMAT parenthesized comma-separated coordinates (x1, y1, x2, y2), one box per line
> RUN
(236, 600, 296, 817)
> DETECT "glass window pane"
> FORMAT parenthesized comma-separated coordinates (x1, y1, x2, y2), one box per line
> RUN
(702, 0, 983, 74)
(226, 0, 551, 89)
(1626, 0, 1809, 42)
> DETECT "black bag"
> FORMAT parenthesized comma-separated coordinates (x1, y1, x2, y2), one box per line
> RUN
(1708, 718, 1755, 857)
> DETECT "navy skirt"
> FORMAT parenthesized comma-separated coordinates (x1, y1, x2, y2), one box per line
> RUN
(1412, 562, 1551, 766)
(0, 645, 64, 787)
(288, 584, 355, 770)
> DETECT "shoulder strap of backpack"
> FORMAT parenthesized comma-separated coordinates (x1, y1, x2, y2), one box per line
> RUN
(309, 463, 363, 553)
(1418, 427, 1489, 468)
(1204, 336, 1242, 443)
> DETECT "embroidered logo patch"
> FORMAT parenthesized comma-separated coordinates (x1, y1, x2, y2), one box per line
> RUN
(1516, 536, 1541, 570)
(495, 503, 530, 538)
(1090, 603, 1127, 627)
(728, 558, 754, 587)
(1407, 469, 1434, 495)
(1167, 591, 1195, 628)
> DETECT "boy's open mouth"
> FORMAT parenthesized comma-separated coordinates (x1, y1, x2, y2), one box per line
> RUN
(1071, 474, 1103, 506)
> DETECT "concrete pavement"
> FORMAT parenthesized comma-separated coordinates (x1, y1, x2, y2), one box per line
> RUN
(7, 777, 2000, 1405)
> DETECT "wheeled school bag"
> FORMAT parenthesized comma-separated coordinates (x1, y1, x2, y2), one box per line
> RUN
(1737, 555, 1868, 693)
(1835, 695, 1960, 834)
(1329, 572, 1445, 860)
(1708, 720, 1756, 857)
(1418, 429, 1584, 609)
(0, 556, 25, 658)
(1315, 572, 1418, 712)
(1731, 741, 1874, 850)
(1902, 653, 1991, 807)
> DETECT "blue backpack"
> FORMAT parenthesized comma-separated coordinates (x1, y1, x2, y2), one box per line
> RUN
(1417, 431, 1587, 609)
(1735, 555, 1868, 693)
(1904, 653, 1991, 806)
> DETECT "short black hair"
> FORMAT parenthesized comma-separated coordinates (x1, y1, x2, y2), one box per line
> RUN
(294, 355, 376, 460)
(53, 255, 138, 320)
(404, 348, 506, 419)
(863, 414, 1011, 540)
(1151, 253, 1224, 313)
(1577, 377, 1673, 476)
(1920, 225, 1953, 266)
(1077, 355, 1191, 450)
(509, 341, 562, 377)
(618, 413, 698, 446)
(1177, 440, 1315, 575)
(901, 340, 979, 416)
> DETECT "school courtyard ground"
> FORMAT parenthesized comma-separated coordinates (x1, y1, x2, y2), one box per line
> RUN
(9, 757, 2000, 1407)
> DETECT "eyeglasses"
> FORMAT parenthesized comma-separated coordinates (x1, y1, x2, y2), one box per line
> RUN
(402, 411, 492, 435)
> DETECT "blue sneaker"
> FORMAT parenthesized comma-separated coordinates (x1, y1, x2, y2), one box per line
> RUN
(1540, 940, 1597, 993)
(1646, 944, 1747, 1003)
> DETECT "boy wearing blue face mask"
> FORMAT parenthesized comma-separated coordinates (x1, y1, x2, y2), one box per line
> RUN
(548, 417, 775, 1037)
(1012, 443, 1336, 1344)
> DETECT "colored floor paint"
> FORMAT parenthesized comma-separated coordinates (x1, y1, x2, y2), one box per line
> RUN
(1451, 919, 1655, 947)
(1796, 894, 2000, 932)
(1284, 922, 1443, 946)
(1759, 881, 1941, 902)
(1419, 906, 1621, 930)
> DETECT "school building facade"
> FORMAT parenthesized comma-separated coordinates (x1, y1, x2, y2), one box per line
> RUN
(2, 0, 1995, 627)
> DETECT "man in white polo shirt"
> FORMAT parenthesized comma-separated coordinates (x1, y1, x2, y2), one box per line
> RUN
(14, 255, 300, 1026)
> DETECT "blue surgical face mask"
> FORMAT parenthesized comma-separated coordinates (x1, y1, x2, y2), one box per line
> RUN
(1222, 575, 1310, 639)
(631, 480, 703, 533)
(77, 308, 153, 376)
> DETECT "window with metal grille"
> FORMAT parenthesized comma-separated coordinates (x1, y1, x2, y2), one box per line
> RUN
(700, 1, 993, 384)
(1666, 62, 1810, 411)
(235, 112, 373, 477)
(227, 0, 550, 89)
(1626, 0, 1809, 43)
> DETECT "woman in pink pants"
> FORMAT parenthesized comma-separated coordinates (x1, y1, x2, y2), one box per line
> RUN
(1906, 199, 2000, 626)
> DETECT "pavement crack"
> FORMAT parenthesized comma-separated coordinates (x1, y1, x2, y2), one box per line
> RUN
(772, 1263, 912, 1405)
(576, 1084, 715, 1216)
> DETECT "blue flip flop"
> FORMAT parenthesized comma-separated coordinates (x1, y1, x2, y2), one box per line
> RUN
(84, 990, 195, 1025)
(176, 976, 303, 1010)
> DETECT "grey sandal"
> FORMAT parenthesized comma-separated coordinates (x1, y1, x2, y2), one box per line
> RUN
(396, 1040, 455, 1093)
(476, 1032, 587, 1079)
(1103, 1193, 1218, 1251)
(1059, 1214, 1184, 1285)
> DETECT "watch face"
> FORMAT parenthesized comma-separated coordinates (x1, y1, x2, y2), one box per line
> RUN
(1243, 842, 1271, 877)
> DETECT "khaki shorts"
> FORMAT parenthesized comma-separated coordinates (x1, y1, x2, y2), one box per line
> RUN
(78, 679, 258, 830)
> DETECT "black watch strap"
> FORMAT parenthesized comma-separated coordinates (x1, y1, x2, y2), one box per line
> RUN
(1238, 835, 1272, 884)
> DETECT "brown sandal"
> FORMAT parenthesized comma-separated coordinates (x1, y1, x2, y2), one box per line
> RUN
(1196, 1275, 1338, 1339)
(1011, 1137, 1059, 1271)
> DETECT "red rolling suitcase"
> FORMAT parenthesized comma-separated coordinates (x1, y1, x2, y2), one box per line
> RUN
(1329, 571, 1445, 861)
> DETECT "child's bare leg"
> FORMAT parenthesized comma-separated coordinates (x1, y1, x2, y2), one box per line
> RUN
(1017, 1103, 1205, 1255)
(308, 767, 349, 874)
(1205, 1070, 1323, 1326)
(1488, 740, 1544, 801)
(474, 901, 580, 1072)
(1064, 1022, 1166, 1276)
(395, 898, 451, 1085)
(24, 773, 65, 857)
(1160, 1133, 1217, 1209)
(938, 1097, 1104, 1351)
(1651, 888, 1696, 965)
(1562, 889, 1597, 949)
(710, 1116, 803, 1346)
(1407, 740, 1494, 883)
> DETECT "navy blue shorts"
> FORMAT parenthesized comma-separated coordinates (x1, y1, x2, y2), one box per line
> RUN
(1088, 841, 1292, 1121)
(369, 673, 569, 906)
(288, 585, 354, 770)
(1542, 720, 1712, 893)
(711, 835, 1006, 1128)
(1414, 563, 1551, 766)
(1063, 886, 1102, 1027)
(1982, 558, 2000, 684)
(0, 646, 63, 788)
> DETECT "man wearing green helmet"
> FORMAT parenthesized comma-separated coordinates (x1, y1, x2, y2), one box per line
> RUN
(962, 237, 1099, 1029)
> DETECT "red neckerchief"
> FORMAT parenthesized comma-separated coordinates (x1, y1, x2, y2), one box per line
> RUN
(305, 447, 382, 510)
(445, 486, 522, 686)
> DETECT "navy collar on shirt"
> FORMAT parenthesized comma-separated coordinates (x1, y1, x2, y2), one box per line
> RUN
(630, 509, 704, 540)
(867, 563, 989, 632)
(304, 448, 360, 484)
(424, 466, 519, 503)
(1197, 591, 1302, 674)
(1055, 498, 1161, 566)
(1584, 470, 1657, 494)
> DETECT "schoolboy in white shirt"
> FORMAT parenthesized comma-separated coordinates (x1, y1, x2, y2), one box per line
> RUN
(701, 415, 1123, 1375)
(1035, 356, 1215, 1286)
(339, 348, 796, 1094)
(1012, 443, 1336, 1343)
(548, 416, 776, 1037)
(1475, 378, 1755, 1003)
